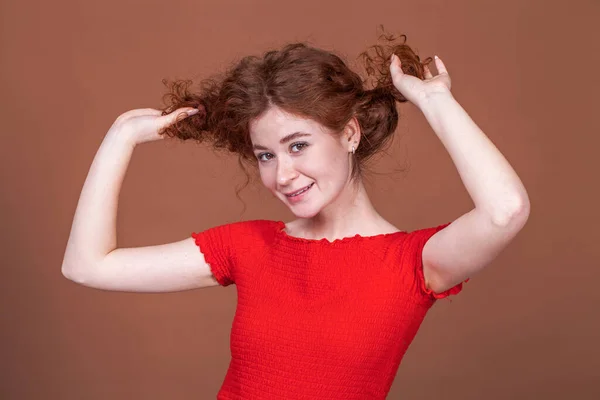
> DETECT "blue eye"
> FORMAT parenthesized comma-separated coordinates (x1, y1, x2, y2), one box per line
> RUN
(291, 142, 308, 152)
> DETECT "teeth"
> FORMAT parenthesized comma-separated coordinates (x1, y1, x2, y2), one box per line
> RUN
(289, 183, 312, 197)
(291, 187, 307, 196)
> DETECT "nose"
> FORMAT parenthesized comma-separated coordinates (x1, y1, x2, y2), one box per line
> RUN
(276, 157, 298, 186)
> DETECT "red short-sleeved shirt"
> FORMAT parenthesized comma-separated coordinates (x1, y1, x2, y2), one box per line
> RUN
(192, 220, 464, 399)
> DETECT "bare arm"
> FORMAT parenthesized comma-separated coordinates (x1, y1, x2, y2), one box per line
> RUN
(61, 107, 219, 292)
(389, 55, 530, 294)
(420, 91, 529, 293)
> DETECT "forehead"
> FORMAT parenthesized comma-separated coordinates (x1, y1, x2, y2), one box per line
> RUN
(249, 106, 331, 143)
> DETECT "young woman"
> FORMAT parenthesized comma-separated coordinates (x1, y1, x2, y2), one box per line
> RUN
(62, 35, 530, 399)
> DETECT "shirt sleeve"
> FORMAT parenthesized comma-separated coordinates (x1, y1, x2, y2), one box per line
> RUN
(407, 222, 466, 300)
(191, 224, 236, 286)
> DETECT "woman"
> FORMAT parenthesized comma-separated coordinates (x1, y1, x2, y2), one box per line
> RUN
(62, 34, 530, 399)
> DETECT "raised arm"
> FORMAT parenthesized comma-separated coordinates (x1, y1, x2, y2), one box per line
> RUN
(61, 107, 220, 292)
(390, 54, 530, 294)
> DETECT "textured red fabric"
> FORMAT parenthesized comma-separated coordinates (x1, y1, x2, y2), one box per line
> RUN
(191, 220, 464, 399)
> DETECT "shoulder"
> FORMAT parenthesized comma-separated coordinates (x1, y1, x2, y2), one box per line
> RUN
(191, 220, 283, 265)
(227, 219, 282, 234)
(389, 222, 452, 266)
(404, 222, 451, 242)
(195, 219, 282, 242)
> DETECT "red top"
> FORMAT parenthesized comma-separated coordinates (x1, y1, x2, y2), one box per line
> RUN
(192, 220, 463, 399)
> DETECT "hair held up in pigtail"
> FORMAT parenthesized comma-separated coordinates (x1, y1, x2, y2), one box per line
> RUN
(359, 32, 432, 103)
(159, 29, 432, 178)
(352, 32, 432, 172)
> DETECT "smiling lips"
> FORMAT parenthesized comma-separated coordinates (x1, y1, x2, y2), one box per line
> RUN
(284, 182, 314, 198)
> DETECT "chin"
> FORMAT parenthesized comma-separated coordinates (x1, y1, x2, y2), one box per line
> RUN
(273, 186, 333, 219)
(281, 200, 322, 219)
(289, 207, 320, 219)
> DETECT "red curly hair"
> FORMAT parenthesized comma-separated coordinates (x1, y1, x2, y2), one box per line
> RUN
(159, 32, 431, 181)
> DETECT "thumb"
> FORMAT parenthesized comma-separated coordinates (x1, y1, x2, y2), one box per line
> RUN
(159, 107, 199, 129)
(389, 54, 404, 83)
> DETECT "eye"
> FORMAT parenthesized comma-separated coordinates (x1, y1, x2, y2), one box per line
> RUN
(257, 152, 274, 162)
(290, 142, 309, 153)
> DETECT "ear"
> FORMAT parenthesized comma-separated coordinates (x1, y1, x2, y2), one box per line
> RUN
(342, 116, 361, 152)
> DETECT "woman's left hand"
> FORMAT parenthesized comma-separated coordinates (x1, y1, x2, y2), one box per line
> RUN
(389, 54, 452, 109)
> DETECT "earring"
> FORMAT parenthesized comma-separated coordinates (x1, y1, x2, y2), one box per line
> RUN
(351, 145, 355, 154)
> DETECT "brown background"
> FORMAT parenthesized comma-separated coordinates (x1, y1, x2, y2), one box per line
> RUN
(1, 0, 599, 398)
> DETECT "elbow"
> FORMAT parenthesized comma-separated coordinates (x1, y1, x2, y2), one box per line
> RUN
(61, 263, 81, 283)
(490, 194, 531, 228)
(61, 262, 93, 285)
(62, 250, 111, 288)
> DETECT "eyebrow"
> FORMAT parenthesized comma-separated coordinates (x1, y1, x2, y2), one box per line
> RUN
(252, 132, 311, 151)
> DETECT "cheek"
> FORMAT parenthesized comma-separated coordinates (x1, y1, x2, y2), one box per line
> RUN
(306, 148, 349, 183)
(258, 165, 276, 189)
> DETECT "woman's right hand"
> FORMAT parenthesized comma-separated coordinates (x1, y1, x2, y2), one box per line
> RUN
(62, 104, 210, 291)
(108, 107, 199, 146)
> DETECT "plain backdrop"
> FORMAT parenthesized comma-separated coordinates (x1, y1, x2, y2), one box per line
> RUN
(1, 0, 599, 399)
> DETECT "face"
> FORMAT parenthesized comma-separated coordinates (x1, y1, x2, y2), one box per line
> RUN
(249, 106, 359, 219)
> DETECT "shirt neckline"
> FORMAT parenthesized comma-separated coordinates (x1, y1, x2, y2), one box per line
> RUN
(273, 220, 407, 245)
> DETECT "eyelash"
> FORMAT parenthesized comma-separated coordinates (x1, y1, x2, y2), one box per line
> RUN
(257, 142, 309, 162)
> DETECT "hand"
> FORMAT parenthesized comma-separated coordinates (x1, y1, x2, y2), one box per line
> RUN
(108, 107, 199, 146)
(389, 54, 452, 109)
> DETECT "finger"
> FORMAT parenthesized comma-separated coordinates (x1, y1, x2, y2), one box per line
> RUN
(434, 55, 448, 75)
(136, 108, 163, 116)
(123, 108, 162, 118)
(389, 53, 403, 80)
(116, 108, 162, 123)
(423, 65, 433, 79)
(160, 107, 199, 128)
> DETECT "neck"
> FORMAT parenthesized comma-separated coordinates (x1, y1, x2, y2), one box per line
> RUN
(299, 179, 388, 240)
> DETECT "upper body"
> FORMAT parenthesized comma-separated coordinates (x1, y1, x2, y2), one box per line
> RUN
(61, 34, 530, 399)
(191, 219, 463, 399)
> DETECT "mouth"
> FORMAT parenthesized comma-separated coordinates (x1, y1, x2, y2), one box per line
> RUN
(284, 182, 314, 197)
